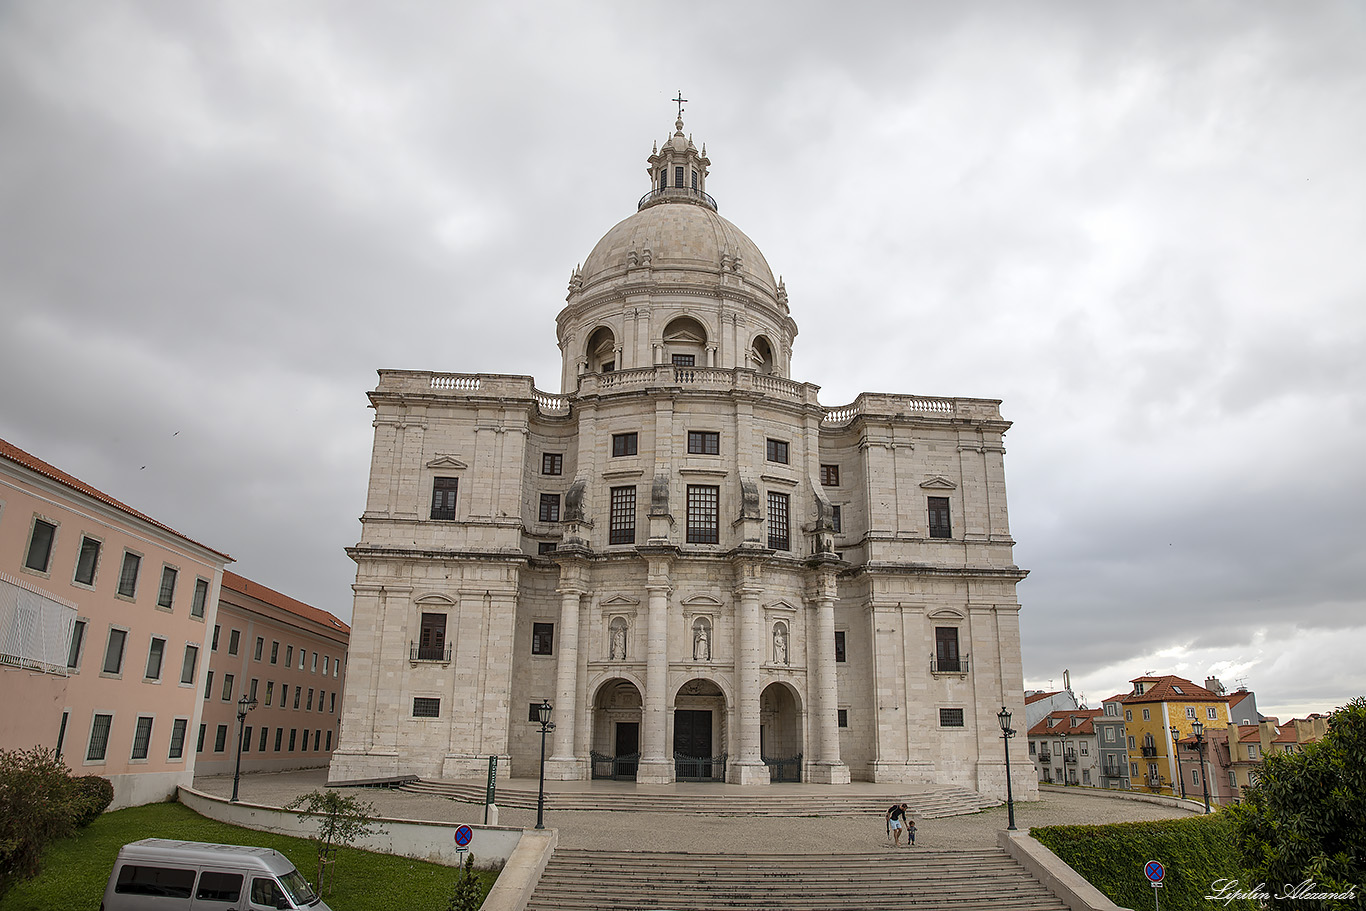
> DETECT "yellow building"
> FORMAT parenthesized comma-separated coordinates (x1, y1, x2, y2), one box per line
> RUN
(1120, 675, 1229, 797)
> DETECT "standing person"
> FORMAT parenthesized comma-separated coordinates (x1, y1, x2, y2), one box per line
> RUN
(906, 813, 917, 846)
(886, 802, 909, 846)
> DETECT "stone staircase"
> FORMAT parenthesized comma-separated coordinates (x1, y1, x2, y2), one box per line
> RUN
(524, 848, 1070, 910)
(398, 780, 998, 818)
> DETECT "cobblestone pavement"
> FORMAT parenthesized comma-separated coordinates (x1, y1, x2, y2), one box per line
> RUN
(194, 771, 1191, 854)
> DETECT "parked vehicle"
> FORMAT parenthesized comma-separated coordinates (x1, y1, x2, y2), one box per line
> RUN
(101, 838, 330, 910)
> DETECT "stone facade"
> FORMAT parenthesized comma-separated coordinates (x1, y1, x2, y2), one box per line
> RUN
(330, 116, 1036, 800)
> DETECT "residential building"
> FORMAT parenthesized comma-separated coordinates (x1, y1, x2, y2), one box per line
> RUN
(1217, 714, 1329, 805)
(195, 571, 350, 775)
(0, 438, 231, 808)
(331, 112, 1037, 801)
(1028, 708, 1102, 786)
(1095, 694, 1130, 789)
(1120, 675, 1231, 797)
(1024, 680, 1078, 733)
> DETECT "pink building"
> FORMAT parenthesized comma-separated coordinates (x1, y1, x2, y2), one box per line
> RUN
(195, 571, 349, 775)
(0, 438, 231, 808)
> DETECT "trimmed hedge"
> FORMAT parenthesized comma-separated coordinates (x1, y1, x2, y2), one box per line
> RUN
(72, 776, 114, 828)
(1032, 813, 1261, 910)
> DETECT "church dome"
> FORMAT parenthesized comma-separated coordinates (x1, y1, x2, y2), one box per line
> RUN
(576, 203, 778, 299)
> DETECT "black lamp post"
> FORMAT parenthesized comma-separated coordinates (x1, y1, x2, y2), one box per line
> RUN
(1170, 725, 1187, 799)
(535, 699, 556, 830)
(996, 706, 1017, 831)
(230, 695, 258, 803)
(1058, 729, 1068, 786)
(1191, 720, 1211, 813)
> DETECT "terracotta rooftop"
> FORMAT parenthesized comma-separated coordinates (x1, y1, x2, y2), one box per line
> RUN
(1025, 691, 1061, 704)
(1, 437, 231, 561)
(1028, 708, 1103, 737)
(1124, 674, 1226, 704)
(221, 570, 350, 635)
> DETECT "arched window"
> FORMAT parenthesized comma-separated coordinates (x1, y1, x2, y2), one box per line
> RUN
(751, 335, 776, 375)
(663, 316, 708, 367)
(585, 326, 617, 374)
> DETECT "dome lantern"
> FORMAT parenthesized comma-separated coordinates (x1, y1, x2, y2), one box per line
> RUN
(640, 111, 714, 212)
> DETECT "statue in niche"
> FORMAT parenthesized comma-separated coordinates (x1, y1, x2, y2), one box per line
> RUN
(693, 621, 711, 661)
(610, 620, 627, 660)
(773, 624, 788, 665)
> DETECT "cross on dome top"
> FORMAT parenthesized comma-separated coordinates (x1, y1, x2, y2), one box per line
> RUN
(640, 93, 714, 212)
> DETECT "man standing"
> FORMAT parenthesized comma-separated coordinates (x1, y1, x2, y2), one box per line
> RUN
(886, 802, 910, 846)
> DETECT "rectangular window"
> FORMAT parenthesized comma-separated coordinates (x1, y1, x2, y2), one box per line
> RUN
(539, 493, 561, 522)
(292, 687, 300, 709)
(285, 645, 293, 666)
(413, 697, 441, 718)
(928, 497, 951, 539)
(24, 519, 57, 572)
(1081, 742, 1089, 755)
(766, 439, 789, 464)
(323, 655, 330, 675)
(180, 645, 198, 684)
(270, 641, 279, 664)
(687, 431, 720, 455)
(831, 504, 842, 534)
(249, 678, 258, 701)
(675, 165, 684, 187)
(326, 730, 332, 751)
(542, 453, 563, 475)
(307, 689, 314, 711)
(1229, 771, 1237, 788)
(214, 725, 228, 752)
(196, 724, 206, 753)
(1192, 768, 1201, 786)
(117, 552, 141, 598)
(169, 719, 187, 759)
(280, 684, 288, 708)
(1186, 707, 1197, 719)
(834, 630, 846, 662)
(691, 169, 698, 190)
(1142, 708, 1151, 720)
(538, 541, 556, 554)
(686, 485, 720, 544)
(1248, 745, 1259, 759)
(103, 628, 127, 675)
(190, 578, 208, 618)
(532, 622, 555, 656)
(419, 612, 447, 659)
(609, 486, 637, 545)
(767, 491, 790, 551)
(311, 652, 318, 673)
(1128, 735, 1136, 749)
(299, 648, 306, 670)
(212, 625, 220, 651)
(935, 627, 961, 672)
(289, 729, 297, 751)
(1105, 728, 1115, 742)
(939, 708, 966, 727)
(221, 673, 234, 702)
(259, 727, 269, 752)
(837, 708, 849, 728)
(228, 629, 240, 656)
(254, 637, 264, 660)
(1125, 710, 1132, 722)
(274, 728, 283, 752)
(1207, 707, 1217, 719)
(86, 714, 113, 761)
(313, 730, 321, 751)
(241, 727, 251, 753)
(157, 567, 177, 609)
(671, 353, 695, 367)
(67, 620, 86, 669)
(73, 537, 101, 585)
(430, 477, 458, 520)
(131, 716, 153, 760)
(529, 702, 544, 722)
(819, 464, 840, 486)
(265, 681, 274, 706)
(145, 637, 165, 680)
(611, 432, 638, 457)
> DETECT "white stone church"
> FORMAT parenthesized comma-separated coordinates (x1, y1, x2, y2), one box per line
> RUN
(330, 113, 1036, 800)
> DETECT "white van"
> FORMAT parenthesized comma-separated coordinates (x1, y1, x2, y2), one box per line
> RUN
(101, 838, 332, 911)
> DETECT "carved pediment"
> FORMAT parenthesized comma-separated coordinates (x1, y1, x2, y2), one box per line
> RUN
(426, 455, 469, 470)
(414, 593, 456, 606)
(681, 595, 723, 608)
(765, 599, 798, 614)
(600, 595, 641, 608)
(927, 607, 965, 621)
(920, 476, 957, 490)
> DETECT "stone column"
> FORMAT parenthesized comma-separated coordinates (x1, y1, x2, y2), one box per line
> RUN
(545, 559, 587, 779)
(730, 557, 770, 784)
(808, 565, 851, 784)
(637, 556, 674, 783)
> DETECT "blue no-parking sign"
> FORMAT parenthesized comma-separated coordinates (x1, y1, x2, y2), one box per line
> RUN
(455, 825, 474, 848)
(1144, 860, 1165, 886)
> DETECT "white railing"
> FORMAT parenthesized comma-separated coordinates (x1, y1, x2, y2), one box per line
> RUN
(429, 374, 481, 391)
(533, 390, 569, 415)
(0, 573, 77, 676)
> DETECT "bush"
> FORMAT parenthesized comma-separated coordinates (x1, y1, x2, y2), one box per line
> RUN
(0, 747, 81, 900)
(1033, 813, 1260, 910)
(72, 775, 114, 828)
(285, 789, 384, 896)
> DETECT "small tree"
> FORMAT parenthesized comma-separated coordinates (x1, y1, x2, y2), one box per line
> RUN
(0, 747, 81, 899)
(285, 789, 383, 895)
(1228, 697, 1366, 909)
(446, 853, 483, 911)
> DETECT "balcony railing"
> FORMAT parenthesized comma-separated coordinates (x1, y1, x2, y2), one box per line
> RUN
(638, 185, 718, 212)
(930, 654, 970, 675)
(409, 642, 451, 663)
(1037, 749, 1052, 762)
(1141, 745, 1159, 757)
(1064, 749, 1078, 763)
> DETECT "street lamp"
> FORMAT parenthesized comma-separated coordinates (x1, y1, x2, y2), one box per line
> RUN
(535, 699, 556, 830)
(1058, 729, 1068, 786)
(230, 695, 258, 803)
(1170, 725, 1187, 799)
(1191, 720, 1211, 813)
(996, 706, 1017, 831)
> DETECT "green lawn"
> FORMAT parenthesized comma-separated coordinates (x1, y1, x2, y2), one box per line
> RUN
(0, 801, 494, 911)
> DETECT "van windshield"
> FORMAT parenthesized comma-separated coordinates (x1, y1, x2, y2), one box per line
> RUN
(278, 869, 319, 907)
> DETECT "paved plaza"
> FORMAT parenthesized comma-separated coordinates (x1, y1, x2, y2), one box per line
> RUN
(194, 771, 1191, 854)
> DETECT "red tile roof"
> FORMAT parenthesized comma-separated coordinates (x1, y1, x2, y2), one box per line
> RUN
(1, 437, 231, 560)
(221, 570, 350, 635)
(1124, 675, 1226, 704)
(1028, 708, 1103, 737)
(1025, 691, 1061, 704)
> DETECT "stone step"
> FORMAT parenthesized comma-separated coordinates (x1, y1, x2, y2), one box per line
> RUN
(398, 780, 999, 817)
(525, 849, 1070, 911)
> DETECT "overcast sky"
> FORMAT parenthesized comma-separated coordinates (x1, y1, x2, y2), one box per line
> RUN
(3, 1, 1362, 721)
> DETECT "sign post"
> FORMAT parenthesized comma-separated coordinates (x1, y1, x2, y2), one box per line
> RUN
(1144, 860, 1165, 911)
(455, 824, 474, 869)
(484, 755, 498, 825)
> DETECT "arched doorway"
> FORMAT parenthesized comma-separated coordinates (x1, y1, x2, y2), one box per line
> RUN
(585, 326, 617, 374)
(760, 682, 803, 782)
(751, 335, 776, 375)
(590, 677, 642, 780)
(674, 678, 728, 781)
